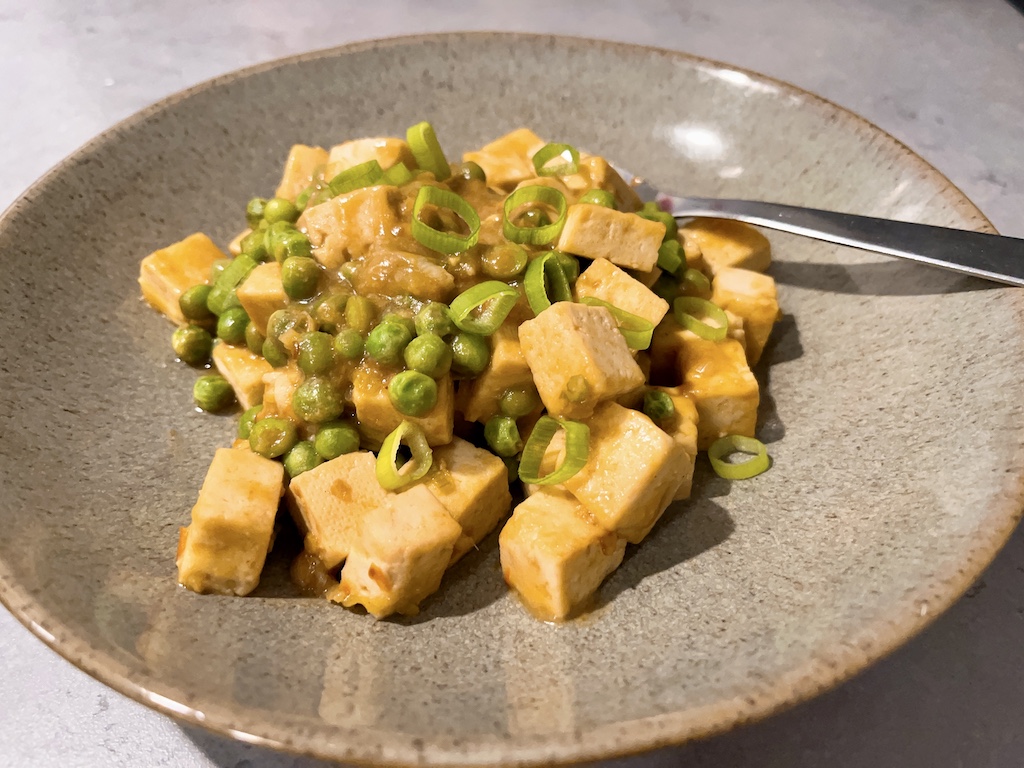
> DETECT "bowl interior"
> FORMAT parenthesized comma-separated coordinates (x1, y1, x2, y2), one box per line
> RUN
(1, 33, 1022, 766)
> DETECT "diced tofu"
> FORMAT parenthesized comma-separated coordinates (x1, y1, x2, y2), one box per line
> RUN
(138, 233, 226, 324)
(574, 258, 669, 326)
(455, 323, 534, 423)
(462, 128, 548, 191)
(275, 144, 329, 201)
(352, 363, 454, 447)
(556, 204, 664, 271)
(350, 248, 456, 303)
(323, 137, 415, 180)
(679, 218, 771, 274)
(499, 488, 626, 622)
(562, 155, 643, 212)
(211, 343, 272, 410)
(236, 261, 289, 335)
(562, 402, 686, 543)
(519, 302, 644, 419)
(333, 484, 462, 618)
(651, 387, 700, 500)
(286, 451, 386, 569)
(677, 332, 759, 449)
(649, 310, 745, 386)
(425, 437, 512, 564)
(176, 448, 284, 596)
(258, 368, 302, 422)
(710, 267, 780, 365)
(298, 186, 401, 269)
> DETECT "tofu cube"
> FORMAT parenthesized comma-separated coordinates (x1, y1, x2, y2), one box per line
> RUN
(499, 488, 626, 622)
(258, 368, 302, 422)
(236, 261, 289, 336)
(679, 218, 771, 275)
(139, 233, 226, 324)
(710, 267, 780, 365)
(574, 258, 669, 327)
(455, 323, 534, 423)
(286, 451, 386, 569)
(275, 144, 329, 200)
(651, 386, 700, 500)
(649, 310, 745, 386)
(298, 186, 401, 269)
(334, 484, 462, 618)
(323, 137, 415, 180)
(352, 363, 454, 447)
(176, 448, 284, 596)
(519, 302, 644, 419)
(562, 155, 643, 212)
(677, 332, 760, 449)
(211, 343, 272, 410)
(556, 204, 664, 271)
(562, 402, 686, 543)
(462, 128, 548, 191)
(425, 437, 513, 564)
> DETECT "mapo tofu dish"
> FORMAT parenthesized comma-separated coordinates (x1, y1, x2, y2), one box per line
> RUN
(138, 122, 780, 622)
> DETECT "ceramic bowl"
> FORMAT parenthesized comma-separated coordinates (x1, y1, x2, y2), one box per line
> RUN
(1, 33, 1022, 767)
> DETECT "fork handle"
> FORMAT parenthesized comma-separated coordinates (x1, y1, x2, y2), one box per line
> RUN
(671, 197, 1024, 287)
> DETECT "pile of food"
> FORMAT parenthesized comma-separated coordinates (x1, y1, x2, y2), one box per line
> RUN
(138, 122, 780, 622)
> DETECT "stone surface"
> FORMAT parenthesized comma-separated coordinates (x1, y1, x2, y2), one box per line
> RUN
(1, 1, 1023, 767)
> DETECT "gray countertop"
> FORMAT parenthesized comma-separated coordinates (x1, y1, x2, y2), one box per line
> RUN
(2, 1, 1023, 766)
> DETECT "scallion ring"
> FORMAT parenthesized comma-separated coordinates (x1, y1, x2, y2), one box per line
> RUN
(406, 121, 451, 181)
(579, 297, 655, 350)
(708, 435, 770, 480)
(382, 161, 414, 186)
(680, 267, 711, 295)
(503, 185, 568, 245)
(673, 296, 729, 341)
(376, 421, 433, 491)
(411, 185, 481, 254)
(531, 142, 580, 177)
(518, 416, 590, 486)
(524, 250, 573, 315)
(329, 160, 383, 196)
(447, 280, 518, 335)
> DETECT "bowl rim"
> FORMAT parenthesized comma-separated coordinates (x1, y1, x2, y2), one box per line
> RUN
(1, 30, 1021, 768)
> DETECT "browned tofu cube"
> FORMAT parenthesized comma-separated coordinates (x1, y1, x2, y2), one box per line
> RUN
(323, 137, 415, 180)
(679, 218, 771, 274)
(677, 332, 759, 449)
(455, 323, 534, 423)
(352, 363, 454, 447)
(139, 233, 226, 324)
(236, 261, 289, 336)
(462, 128, 548, 191)
(710, 267, 780, 365)
(298, 186, 401, 269)
(211, 343, 272, 410)
(574, 258, 669, 326)
(275, 144, 329, 200)
(562, 155, 643, 212)
(556, 204, 664, 271)
(651, 386, 700, 500)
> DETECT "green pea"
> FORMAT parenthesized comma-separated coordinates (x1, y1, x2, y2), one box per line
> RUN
(484, 415, 522, 458)
(554, 251, 580, 284)
(388, 370, 438, 417)
(292, 376, 344, 423)
(249, 417, 298, 458)
(282, 256, 321, 300)
(314, 420, 361, 460)
(519, 208, 550, 229)
(262, 338, 289, 367)
(283, 440, 322, 478)
(263, 197, 300, 225)
(193, 374, 234, 413)
(643, 390, 675, 423)
(414, 301, 455, 337)
(480, 244, 529, 280)
(237, 405, 262, 439)
(179, 285, 214, 322)
(450, 331, 490, 376)
(564, 375, 590, 404)
(403, 333, 452, 379)
(578, 189, 616, 209)
(245, 321, 265, 355)
(240, 229, 269, 262)
(313, 293, 350, 333)
(458, 161, 486, 182)
(266, 308, 317, 350)
(216, 306, 250, 345)
(334, 328, 364, 361)
(297, 331, 335, 375)
(172, 325, 213, 366)
(245, 197, 267, 228)
(381, 313, 416, 337)
(264, 221, 311, 262)
(365, 321, 413, 366)
(499, 387, 540, 418)
(638, 201, 678, 242)
(345, 295, 377, 333)
(501, 455, 520, 483)
(209, 258, 232, 284)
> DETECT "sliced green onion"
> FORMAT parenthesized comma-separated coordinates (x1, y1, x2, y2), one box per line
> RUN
(518, 416, 590, 486)
(673, 296, 729, 341)
(657, 240, 683, 275)
(524, 251, 573, 315)
(381, 161, 414, 186)
(578, 189, 615, 208)
(447, 280, 518, 335)
(503, 185, 568, 245)
(708, 435, 770, 480)
(376, 421, 433, 491)
(207, 254, 257, 316)
(531, 142, 580, 177)
(411, 185, 481, 254)
(329, 160, 383, 196)
(680, 267, 711, 295)
(406, 121, 451, 181)
(579, 297, 654, 350)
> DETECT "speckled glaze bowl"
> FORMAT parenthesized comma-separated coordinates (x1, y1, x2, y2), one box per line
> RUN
(1, 33, 1022, 766)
